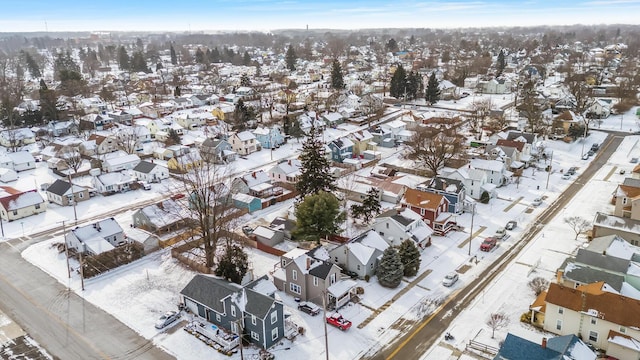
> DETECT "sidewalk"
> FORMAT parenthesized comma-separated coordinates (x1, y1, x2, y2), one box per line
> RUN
(0, 309, 52, 359)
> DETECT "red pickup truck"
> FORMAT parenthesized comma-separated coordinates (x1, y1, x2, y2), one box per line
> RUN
(326, 313, 352, 331)
(480, 237, 497, 252)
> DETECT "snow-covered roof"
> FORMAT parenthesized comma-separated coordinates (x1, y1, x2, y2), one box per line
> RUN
(72, 218, 123, 242)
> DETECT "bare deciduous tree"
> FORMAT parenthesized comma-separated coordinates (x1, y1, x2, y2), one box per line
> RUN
(404, 117, 465, 177)
(114, 126, 143, 154)
(528, 277, 550, 296)
(486, 312, 510, 339)
(60, 145, 83, 174)
(564, 216, 591, 240)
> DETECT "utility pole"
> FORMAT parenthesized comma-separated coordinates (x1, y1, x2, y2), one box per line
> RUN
(546, 150, 553, 190)
(68, 173, 77, 222)
(79, 242, 85, 291)
(467, 203, 475, 256)
(237, 319, 244, 360)
(322, 291, 329, 360)
(61, 220, 70, 279)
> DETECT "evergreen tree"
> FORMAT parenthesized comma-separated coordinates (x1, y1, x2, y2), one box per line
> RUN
(117, 46, 130, 71)
(425, 72, 441, 105)
(170, 44, 177, 65)
(285, 45, 297, 71)
(331, 59, 345, 89)
(21, 51, 41, 78)
(293, 191, 345, 243)
(215, 243, 249, 284)
(54, 51, 80, 80)
(406, 71, 423, 100)
(289, 117, 304, 142)
(210, 47, 221, 63)
(130, 51, 150, 73)
(351, 188, 381, 223)
(240, 74, 251, 87)
(174, 86, 181, 97)
(386, 38, 399, 53)
(376, 247, 404, 288)
(39, 79, 58, 120)
(243, 51, 251, 66)
(195, 47, 205, 64)
(398, 239, 421, 277)
(167, 128, 181, 145)
(389, 64, 407, 99)
(296, 126, 336, 198)
(232, 99, 253, 131)
(496, 50, 506, 77)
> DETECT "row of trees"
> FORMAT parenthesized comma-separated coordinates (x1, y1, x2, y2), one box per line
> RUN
(389, 64, 440, 104)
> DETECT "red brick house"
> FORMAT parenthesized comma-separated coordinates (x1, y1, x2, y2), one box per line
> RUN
(400, 188, 455, 235)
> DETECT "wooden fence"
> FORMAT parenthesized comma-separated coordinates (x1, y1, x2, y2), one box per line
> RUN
(466, 340, 499, 355)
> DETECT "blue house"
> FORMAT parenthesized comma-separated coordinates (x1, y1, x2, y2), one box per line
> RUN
(253, 126, 284, 150)
(327, 137, 354, 163)
(422, 177, 466, 214)
(494, 333, 595, 360)
(180, 274, 285, 350)
(232, 193, 262, 213)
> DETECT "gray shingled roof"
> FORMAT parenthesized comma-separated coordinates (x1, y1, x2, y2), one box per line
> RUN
(563, 261, 624, 291)
(133, 160, 156, 174)
(46, 179, 71, 196)
(575, 248, 630, 273)
(180, 274, 240, 314)
(308, 261, 333, 280)
(244, 288, 276, 319)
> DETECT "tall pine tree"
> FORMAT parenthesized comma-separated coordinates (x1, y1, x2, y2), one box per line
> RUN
(496, 50, 506, 77)
(376, 247, 404, 288)
(398, 239, 421, 277)
(170, 44, 177, 65)
(285, 45, 297, 71)
(117, 46, 130, 71)
(425, 72, 441, 105)
(296, 125, 336, 198)
(390, 64, 407, 99)
(331, 59, 344, 89)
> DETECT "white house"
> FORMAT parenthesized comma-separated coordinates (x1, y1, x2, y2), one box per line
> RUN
(268, 159, 302, 184)
(131, 161, 169, 183)
(468, 159, 509, 187)
(370, 208, 434, 249)
(230, 131, 257, 156)
(66, 218, 125, 255)
(5, 152, 36, 172)
(0, 187, 46, 221)
(102, 154, 141, 173)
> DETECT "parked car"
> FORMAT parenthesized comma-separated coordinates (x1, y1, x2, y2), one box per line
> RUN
(591, 143, 600, 152)
(567, 167, 578, 175)
(587, 150, 595, 157)
(582, 153, 590, 160)
(505, 221, 517, 230)
(494, 227, 507, 239)
(480, 237, 498, 252)
(139, 181, 151, 190)
(155, 310, 180, 329)
(171, 193, 186, 200)
(341, 269, 359, 279)
(242, 226, 254, 235)
(298, 301, 321, 316)
(442, 272, 459, 287)
(326, 313, 352, 331)
(620, 169, 627, 175)
(532, 198, 543, 207)
(631, 157, 639, 164)
(562, 173, 571, 180)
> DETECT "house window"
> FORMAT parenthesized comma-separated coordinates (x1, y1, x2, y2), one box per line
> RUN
(292, 270, 297, 280)
(271, 311, 277, 324)
(588, 331, 598, 342)
(251, 331, 259, 341)
(386, 223, 389, 229)
(231, 321, 238, 334)
(35, 204, 40, 209)
(251, 315, 257, 325)
(79, 192, 83, 199)
(379, 232, 384, 236)
(558, 307, 564, 315)
(282, 260, 287, 267)
(313, 277, 318, 287)
(470, 190, 473, 196)
(12, 210, 17, 215)
(231, 306, 236, 317)
(216, 314, 221, 322)
(271, 327, 279, 341)
(289, 283, 301, 294)
(590, 318, 597, 325)
(357, 265, 360, 270)
(330, 273, 336, 284)
(420, 209, 425, 215)
(620, 327, 626, 334)
(556, 320, 562, 331)
(623, 197, 628, 205)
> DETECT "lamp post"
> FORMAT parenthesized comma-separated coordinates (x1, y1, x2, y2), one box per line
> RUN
(546, 150, 553, 190)
(20, 221, 24, 237)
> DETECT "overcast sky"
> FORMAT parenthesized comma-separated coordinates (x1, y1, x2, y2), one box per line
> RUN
(1, 0, 638, 32)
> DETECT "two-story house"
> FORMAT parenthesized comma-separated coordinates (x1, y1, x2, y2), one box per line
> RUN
(400, 188, 454, 235)
(348, 130, 376, 156)
(536, 282, 640, 357)
(253, 126, 284, 150)
(469, 159, 508, 187)
(230, 131, 257, 156)
(200, 138, 236, 164)
(180, 274, 285, 349)
(371, 208, 434, 248)
(329, 230, 389, 279)
(268, 159, 302, 184)
(0, 128, 36, 148)
(273, 247, 356, 309)
(421, 177, 466, 214)
(66, 218, 126, 255)
(132, 199, 187, 234)
(327, 137, 354, 163)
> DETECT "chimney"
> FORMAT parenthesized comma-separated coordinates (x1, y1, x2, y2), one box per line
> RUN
(306, 257, 311, 270)
(252, 172, 256, 178)
(288, 160, 291, 166)
(541, 337, 547, 349)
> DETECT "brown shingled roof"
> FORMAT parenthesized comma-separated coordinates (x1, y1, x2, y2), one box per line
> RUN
(546, 282, 640, 328)
(402, 188, 446, 210)
(496, 139, 525, 152)
(618, 184, 640, 198)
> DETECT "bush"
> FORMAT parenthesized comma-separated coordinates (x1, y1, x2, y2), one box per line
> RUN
(364, 274, 370, 282)
(480, 191, 490, 204)
(520, 312, 532, 324)
(528, 277, 550, 296)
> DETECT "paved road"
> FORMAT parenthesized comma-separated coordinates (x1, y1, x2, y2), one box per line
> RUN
(0, 237, 175, 360)
(367, 133, 624, 360)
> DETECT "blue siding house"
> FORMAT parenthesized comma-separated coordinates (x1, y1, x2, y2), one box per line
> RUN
(421, 177, 466, 214)
(494, 333, 595, 360)
(180, 274, 285, 349)
(232, 193, 262, 213)
(253, 126, 285, 150)
(327, 137, 354, 163)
